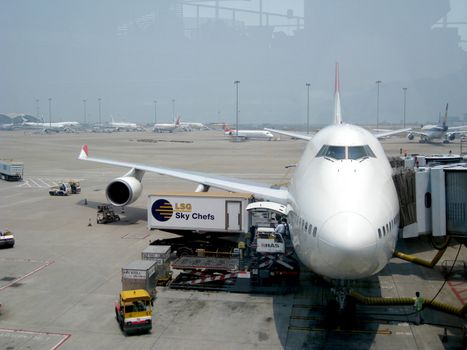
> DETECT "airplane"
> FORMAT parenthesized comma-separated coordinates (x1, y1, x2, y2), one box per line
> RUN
(179, 119, 207, 131)
(22, 120, 80, 133)
(223, 124, 275, 140)
(407, 103, 467, 143)
(78, 64, 410, 305)
(109, 117, 141, 132)
(153, 116, 181, 133)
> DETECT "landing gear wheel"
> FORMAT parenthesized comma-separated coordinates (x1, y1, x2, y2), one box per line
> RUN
(431, 236, 450, 250)
(177, 247, 194, 257)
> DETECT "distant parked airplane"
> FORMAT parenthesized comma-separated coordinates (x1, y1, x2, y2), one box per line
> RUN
(22, 121, 80, 133)
(223, 124, 274, 140)
(407, 104, 467, 143)
(153, 116, 181, 133)
(110, 117, 140, 131)
(179, 120, 207, 131)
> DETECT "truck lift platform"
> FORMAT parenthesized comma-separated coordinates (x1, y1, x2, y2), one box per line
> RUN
(172, 256, 240, 271)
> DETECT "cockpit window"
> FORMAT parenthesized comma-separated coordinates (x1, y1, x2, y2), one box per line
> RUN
(326, 146, 346, 160)
(316, 144, 376, 160)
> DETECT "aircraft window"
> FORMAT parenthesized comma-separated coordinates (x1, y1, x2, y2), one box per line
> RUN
(316, 145, 329, 157)
(313, 227, 317, 237)
(325, 146, 346, 160)
(386, 224, 389, 233)
(308, 225, 312, 234)
(378, 228, 381, 238)
(364, 145, 376, 158)
(348, 145, 376, 160)
(383, 226, 386, 235)
(305, 223, 308, 231)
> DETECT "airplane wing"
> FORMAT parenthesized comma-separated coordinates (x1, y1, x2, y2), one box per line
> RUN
(404, 130, 429, 137)
(264, 128, 312, 141)
(375, 128, 412, 139)
(448, 126, 467, 131)
(78, 145, 289, 203)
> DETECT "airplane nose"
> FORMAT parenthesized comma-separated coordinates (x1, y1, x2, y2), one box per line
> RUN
(317, 212, 378, 279)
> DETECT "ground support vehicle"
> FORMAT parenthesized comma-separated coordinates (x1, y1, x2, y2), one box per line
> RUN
(0, 160, 23, 181)
(115, 289, 153, 334)
(49, 183, 71, 196)
(0, 230, 15, 248)
(96, 205, 120, 224)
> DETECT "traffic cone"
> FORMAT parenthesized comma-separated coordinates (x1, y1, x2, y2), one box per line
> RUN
(88, 218, 92, 227)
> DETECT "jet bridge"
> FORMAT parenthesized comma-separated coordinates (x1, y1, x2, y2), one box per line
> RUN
(402, 163, 467, 240)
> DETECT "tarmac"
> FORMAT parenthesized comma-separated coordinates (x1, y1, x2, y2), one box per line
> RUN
(0, 129, 466, 349)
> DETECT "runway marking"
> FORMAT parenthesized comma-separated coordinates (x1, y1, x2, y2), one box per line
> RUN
(121, 232, 149, 240)
(0, 260, 54, 292)
(448, 280, 467, 304)
(0, 327, 71, 350)
(16, 177, 83, 188)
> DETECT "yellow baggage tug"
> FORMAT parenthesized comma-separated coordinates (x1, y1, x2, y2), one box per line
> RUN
(115, 289, 153, 334)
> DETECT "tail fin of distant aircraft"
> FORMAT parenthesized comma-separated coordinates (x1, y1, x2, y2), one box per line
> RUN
(79, 145, 89, 160)
(334, 63, 343, 125)
(223, 123, 231, 132)
(442, 103, 448, 131)
(176, 116, 181, 126)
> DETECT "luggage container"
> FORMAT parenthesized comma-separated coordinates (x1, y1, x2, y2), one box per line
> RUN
(122, 260, 157, 297)
(0, 159, 23, 181)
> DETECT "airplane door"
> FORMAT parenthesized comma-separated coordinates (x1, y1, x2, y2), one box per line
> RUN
(226, 201, 242, 231)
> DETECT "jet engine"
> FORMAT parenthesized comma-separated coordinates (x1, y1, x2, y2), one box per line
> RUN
(407, 133, 414, 140)
(448, 133, 455, 141)
(106, 176, 142, 206)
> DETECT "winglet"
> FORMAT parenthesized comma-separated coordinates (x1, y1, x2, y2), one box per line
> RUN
(79, 145, 89, 160)
(334, 63, 343, 125)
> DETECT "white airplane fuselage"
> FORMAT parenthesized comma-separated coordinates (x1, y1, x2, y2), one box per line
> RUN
(225, 129, 274, 140)
(287, 123, 399, 279)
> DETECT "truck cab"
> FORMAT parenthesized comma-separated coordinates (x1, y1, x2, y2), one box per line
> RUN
(254, 227, 285, 254)
(115, 289, 153, 334)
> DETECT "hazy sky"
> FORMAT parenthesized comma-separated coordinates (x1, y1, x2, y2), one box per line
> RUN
(1, 1, 466, 126)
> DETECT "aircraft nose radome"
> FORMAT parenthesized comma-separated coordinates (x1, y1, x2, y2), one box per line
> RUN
(317, 212, 378, 279)
(319, 212, 376, 250)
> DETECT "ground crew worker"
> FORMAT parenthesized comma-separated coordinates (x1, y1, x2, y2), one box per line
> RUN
(414, 291, 424, 325)
(275, 218, 289, 237)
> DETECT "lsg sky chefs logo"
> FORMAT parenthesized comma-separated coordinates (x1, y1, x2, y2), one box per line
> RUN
(151, 199, 175, 222)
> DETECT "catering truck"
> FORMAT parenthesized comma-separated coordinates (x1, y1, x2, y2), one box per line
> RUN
(147, 192, 252, 233)
(0, 160, 23, 181)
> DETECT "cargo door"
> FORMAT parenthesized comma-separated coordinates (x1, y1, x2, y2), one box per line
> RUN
(226, 201, 242, 231)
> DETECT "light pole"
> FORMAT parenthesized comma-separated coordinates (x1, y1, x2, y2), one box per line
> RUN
(98, 98, 102, 126)
(376, 80, 382, 129)
(83, 99, 87, 124)
(154, 100, 157, 124)
(172, 99, 175, 123)
(306, 82, 310, 134)
(48, 98, 52, 127)
(36, 99, 40, 120)
(402, 87, 407, 128)
(234, 80, 240, 139)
